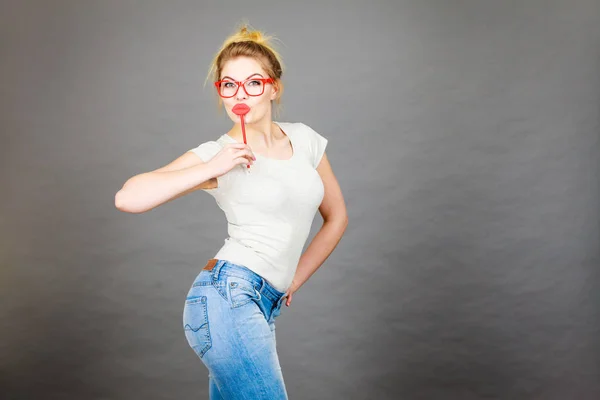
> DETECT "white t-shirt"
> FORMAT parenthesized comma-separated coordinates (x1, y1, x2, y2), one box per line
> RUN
(188, 121, 328, 292)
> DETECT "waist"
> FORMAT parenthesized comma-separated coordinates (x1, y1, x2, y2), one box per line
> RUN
(214, 238, 273, 271)
(213, 238, 295, 293)
(203, 258, 286, 301)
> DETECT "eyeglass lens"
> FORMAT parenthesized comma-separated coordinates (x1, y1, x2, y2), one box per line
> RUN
(219, 80, 265, 97)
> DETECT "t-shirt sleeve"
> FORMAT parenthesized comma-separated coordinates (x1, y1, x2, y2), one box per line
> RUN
(188, 141, 222, 163)
(302, 123, 328, 168)
(187, 141, 226, 195)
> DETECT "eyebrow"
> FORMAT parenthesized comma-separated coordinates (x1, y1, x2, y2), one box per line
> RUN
(220, 73, 264, 81)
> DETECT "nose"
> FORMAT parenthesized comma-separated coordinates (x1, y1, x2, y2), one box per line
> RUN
(235, 86, 248, 100)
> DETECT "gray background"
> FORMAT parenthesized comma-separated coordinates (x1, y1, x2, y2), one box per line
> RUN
(1, 0, 599, 399)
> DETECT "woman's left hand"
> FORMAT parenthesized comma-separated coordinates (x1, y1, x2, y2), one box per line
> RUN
(284, 282, 298, 307)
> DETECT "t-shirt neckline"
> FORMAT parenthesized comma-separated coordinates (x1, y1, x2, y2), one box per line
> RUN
(221, 121, 295, 162)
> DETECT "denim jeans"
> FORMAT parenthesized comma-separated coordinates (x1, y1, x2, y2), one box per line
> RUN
(183, 259, 289, 399)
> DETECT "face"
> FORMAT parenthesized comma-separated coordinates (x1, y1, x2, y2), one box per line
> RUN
(218, 56, 278, 125)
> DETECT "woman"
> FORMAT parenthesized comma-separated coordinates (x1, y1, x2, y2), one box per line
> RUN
(115, 24, 348, 399)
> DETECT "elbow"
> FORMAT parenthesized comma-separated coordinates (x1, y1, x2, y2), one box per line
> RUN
(339, 214, 349, 231)
(341, 215, 349, 229)
(325, 214, 348, 230)
(114, 190, 146, 214)
(114, 190, 131, 212)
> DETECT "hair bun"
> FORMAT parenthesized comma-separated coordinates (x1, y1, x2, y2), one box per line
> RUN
(239, 25, 263, 43)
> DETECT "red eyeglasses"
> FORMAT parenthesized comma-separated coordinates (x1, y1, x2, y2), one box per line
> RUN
(214, 77, 275, 98)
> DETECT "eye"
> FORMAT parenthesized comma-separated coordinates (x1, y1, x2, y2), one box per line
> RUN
(247, 80, 262, 86)
(223, 81, 236, 88)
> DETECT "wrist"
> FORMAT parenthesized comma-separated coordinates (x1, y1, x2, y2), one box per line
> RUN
(290, 279, 301, 292)
(196, 160, 221, 181)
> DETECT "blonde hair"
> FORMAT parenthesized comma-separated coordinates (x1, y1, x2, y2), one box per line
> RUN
(205, 22, 285, 117)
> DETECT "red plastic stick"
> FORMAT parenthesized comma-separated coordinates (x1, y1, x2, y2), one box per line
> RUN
(232, 104, 251, 168)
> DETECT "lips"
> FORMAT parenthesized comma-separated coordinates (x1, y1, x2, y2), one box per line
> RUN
(232, 103, 250, 115)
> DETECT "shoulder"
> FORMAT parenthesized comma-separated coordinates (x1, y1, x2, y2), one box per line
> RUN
(277, 121, 328, 168)
(277, 121, 327, 144)
(188, 138, 227, 162)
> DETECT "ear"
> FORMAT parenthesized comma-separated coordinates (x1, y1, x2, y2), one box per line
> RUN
(270, 82, 278, 101)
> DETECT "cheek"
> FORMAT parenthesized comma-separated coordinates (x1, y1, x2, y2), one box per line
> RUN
(252, 100, 271, 116)
(258, 93, 274, 108)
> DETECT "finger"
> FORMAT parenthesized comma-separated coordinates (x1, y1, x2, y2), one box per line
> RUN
(234, 156, 253, 167)
(233, 148, 255, 158)
(233, 151, 255, 164)
(227, 144, 254, 157)
(226, 143, 248, 149)
(230, 144, 254, 155)
(244, 148, 256, 160)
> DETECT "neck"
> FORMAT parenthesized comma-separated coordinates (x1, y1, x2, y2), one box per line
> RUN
(229, 117, 282, 148)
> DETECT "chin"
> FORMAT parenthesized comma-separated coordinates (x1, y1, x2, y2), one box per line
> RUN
(238, 113, 257, 124)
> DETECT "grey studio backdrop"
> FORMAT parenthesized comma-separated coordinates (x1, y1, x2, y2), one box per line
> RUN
(1, 1, 598, 399)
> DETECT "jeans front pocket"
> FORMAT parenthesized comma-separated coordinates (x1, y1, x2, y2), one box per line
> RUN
(183, 296, 212, 358)
(227, 276, 261, 308)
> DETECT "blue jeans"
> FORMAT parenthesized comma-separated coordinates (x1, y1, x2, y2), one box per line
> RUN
(183, 259, 289, 399)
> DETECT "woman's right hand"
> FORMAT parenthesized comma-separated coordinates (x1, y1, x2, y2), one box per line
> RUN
(208, 143, 256, 177)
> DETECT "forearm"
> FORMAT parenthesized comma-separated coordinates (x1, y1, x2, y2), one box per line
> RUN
(115, 162, 216, 214)
(292, 218, 348, 291)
